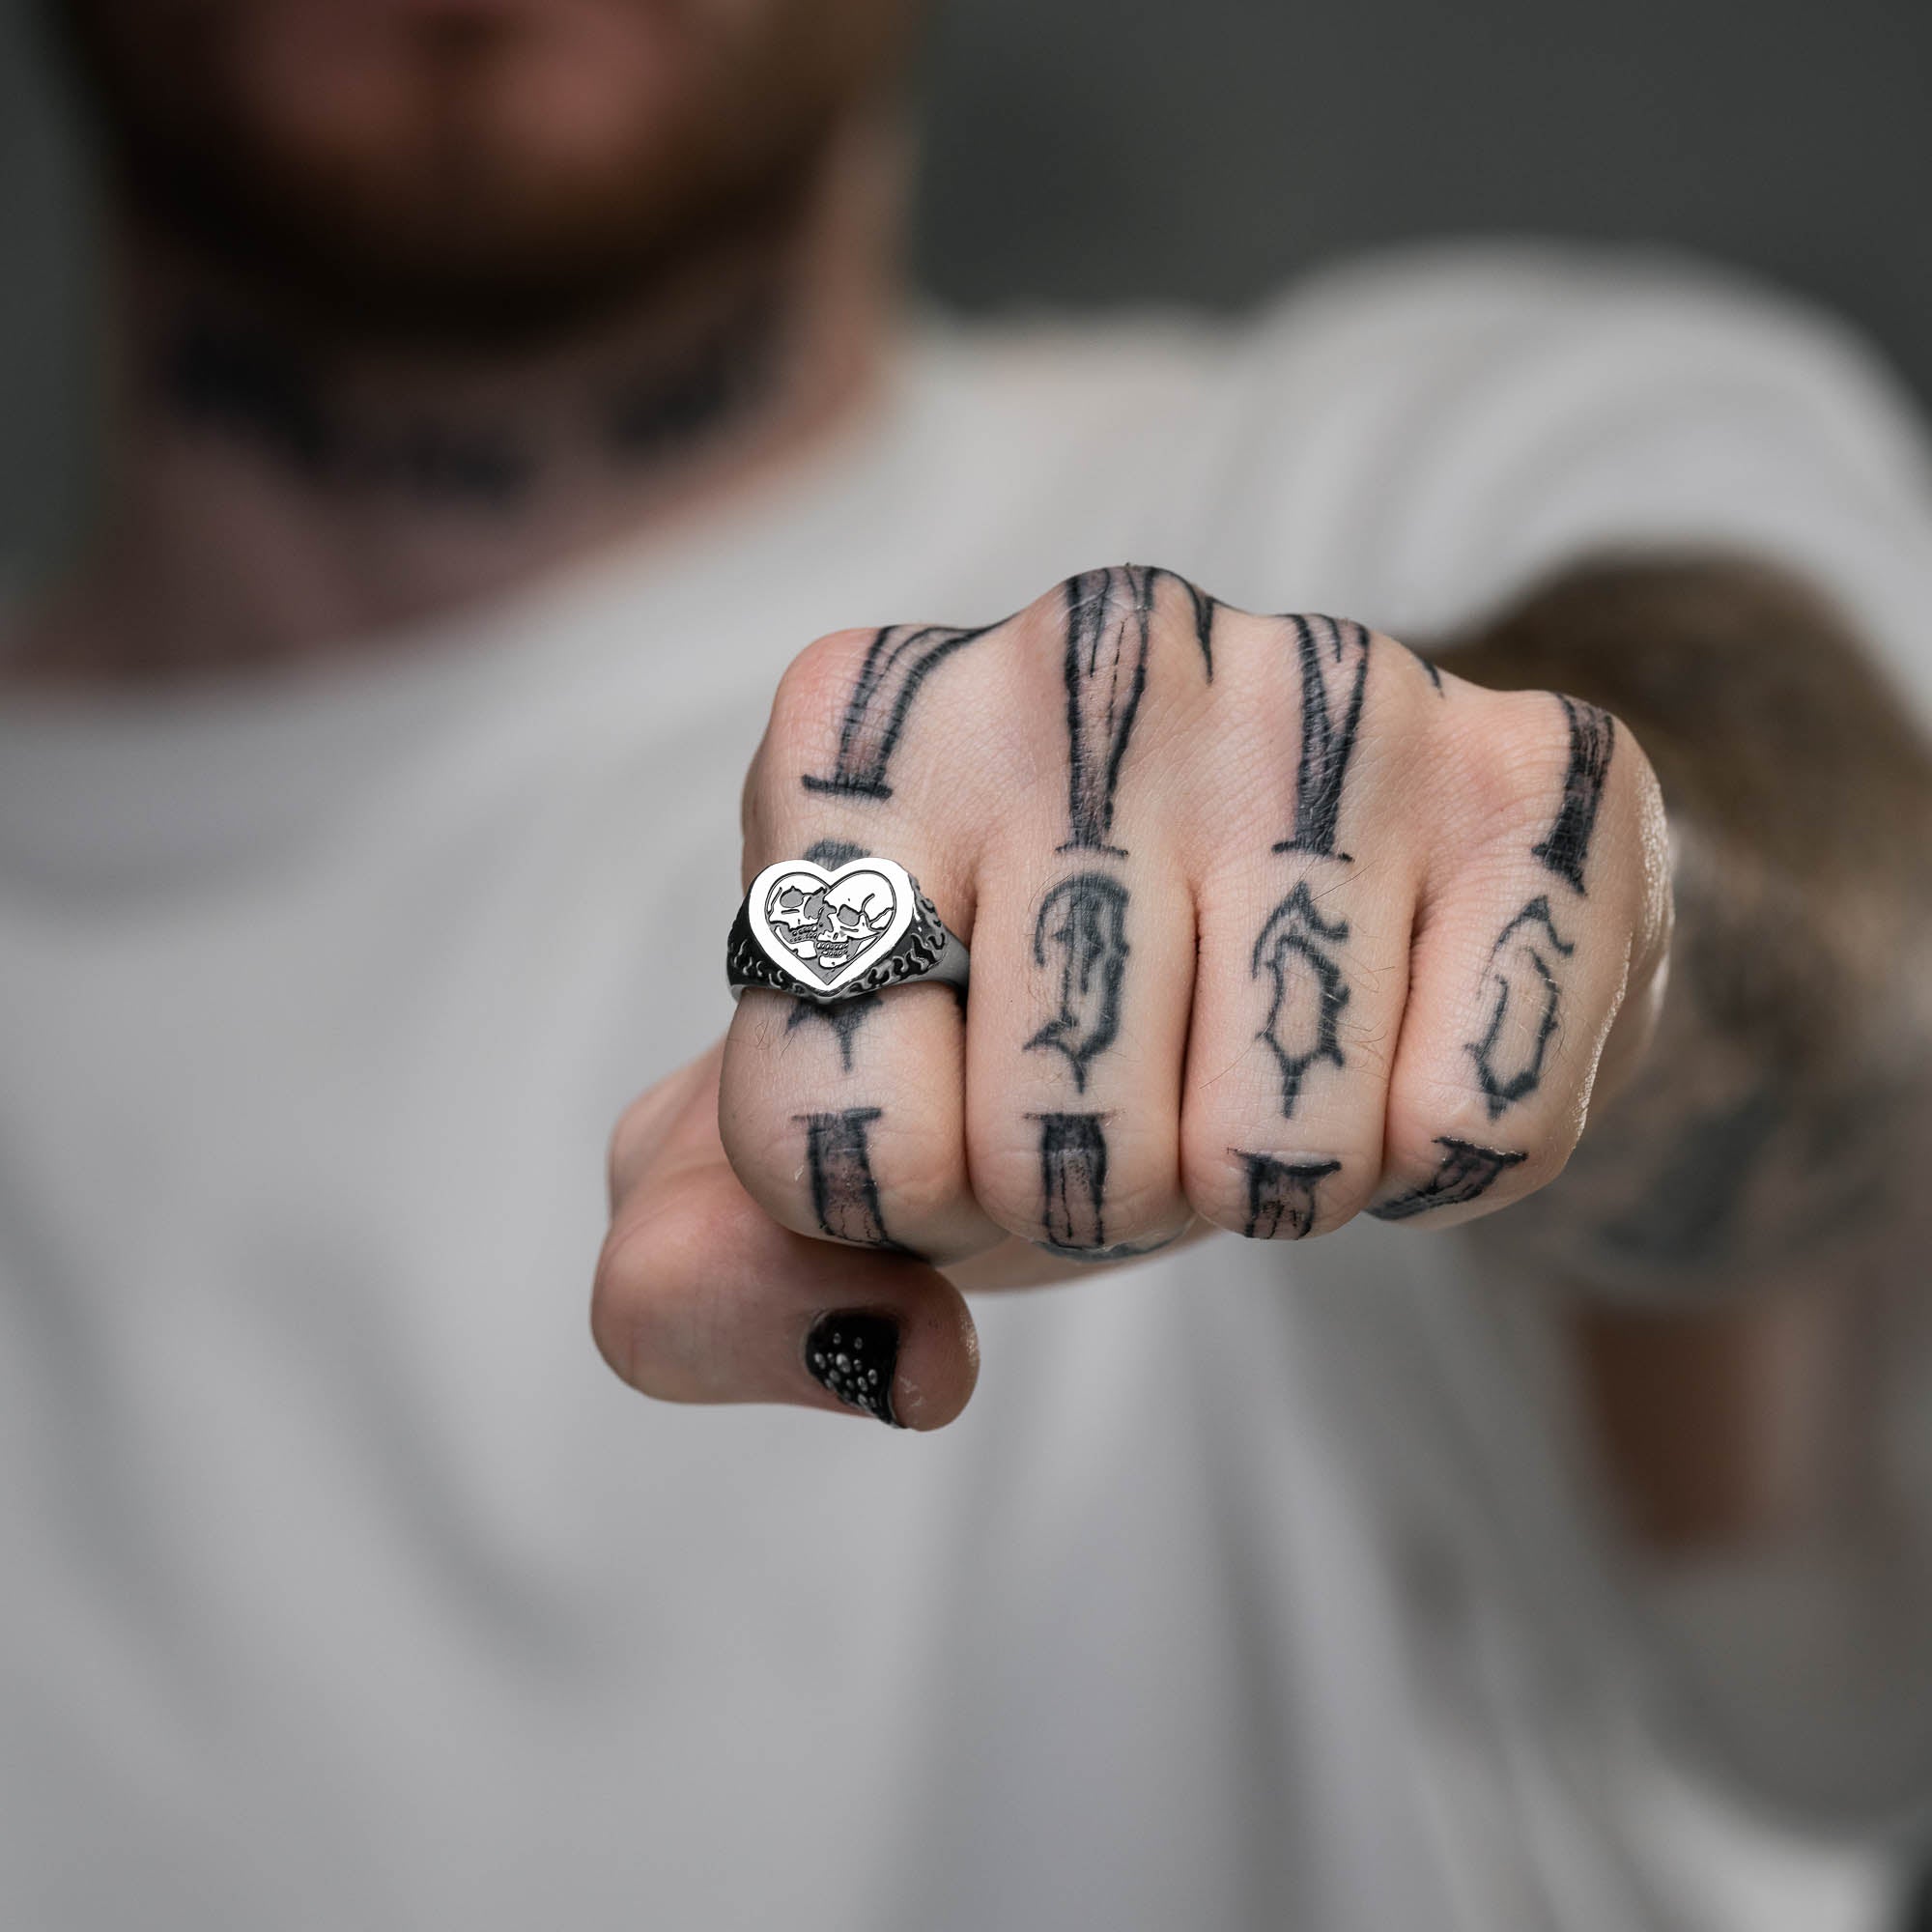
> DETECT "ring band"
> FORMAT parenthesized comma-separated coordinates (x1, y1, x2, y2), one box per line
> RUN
(725, 855, 970, 1005)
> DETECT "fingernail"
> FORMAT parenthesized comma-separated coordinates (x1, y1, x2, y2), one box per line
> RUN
(804, 1311, 901, 1427)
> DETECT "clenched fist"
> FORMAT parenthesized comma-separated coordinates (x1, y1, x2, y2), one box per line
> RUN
(596, 567, 1671, 1428)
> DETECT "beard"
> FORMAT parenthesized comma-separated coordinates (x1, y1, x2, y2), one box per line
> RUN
(52, 0, 917, 350)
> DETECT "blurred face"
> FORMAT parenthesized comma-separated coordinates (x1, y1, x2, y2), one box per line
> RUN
(59, 0, 922, 340)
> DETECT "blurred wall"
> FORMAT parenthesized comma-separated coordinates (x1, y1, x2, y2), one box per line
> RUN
(4, 0, 1930, 568)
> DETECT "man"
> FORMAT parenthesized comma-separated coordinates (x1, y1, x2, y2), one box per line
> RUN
(3, 1, 1929, 1926)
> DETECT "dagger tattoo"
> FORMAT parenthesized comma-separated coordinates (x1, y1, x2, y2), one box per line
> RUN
(1025, 874, 1129, 1092)
(1253, 883, 1351, 1117)
(1466, 895, 1577, 1119)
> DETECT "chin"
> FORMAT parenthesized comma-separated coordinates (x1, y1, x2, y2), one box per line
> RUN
(65, 0, 911, 338)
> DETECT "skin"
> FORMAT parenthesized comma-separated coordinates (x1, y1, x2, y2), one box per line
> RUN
(16, 0, 1932, 1552)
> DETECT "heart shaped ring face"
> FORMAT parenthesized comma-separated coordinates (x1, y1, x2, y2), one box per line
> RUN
(746, 857, 917, 993)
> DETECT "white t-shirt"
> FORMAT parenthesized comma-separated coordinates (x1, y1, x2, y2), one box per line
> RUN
(3, 244, 1930, 1932)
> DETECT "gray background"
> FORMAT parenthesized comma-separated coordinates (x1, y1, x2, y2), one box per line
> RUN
(4, 0, 1929, 565)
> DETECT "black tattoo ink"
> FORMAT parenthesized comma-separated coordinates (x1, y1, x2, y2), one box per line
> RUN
(1368, 1137, 1527, 1221)
(796, 1108, 902, 1250)
(1061, 565, 1158, 854)
(1151, 567, 1220, 680)
(1531, 695, 1615, 894)
(1276, 614, 1372, 860)
(163, 314, 536, 507)
(804, 1311, 901, 1427)
(1025, 874, 1129, 1091)
(1033, 1111, 1110, 1252)
(801, 622, 993, 800)
(1234, 1152, 1341, 1239)
(1466, 895, 1577, 1119)
(1412, 648, 1445, 694)
(784, 840, 882, 1071)
(600, 292, 778, 461)
(1253, 883, 1351, 1117)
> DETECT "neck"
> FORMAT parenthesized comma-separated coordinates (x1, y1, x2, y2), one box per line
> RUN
(20, 114, 903, 687)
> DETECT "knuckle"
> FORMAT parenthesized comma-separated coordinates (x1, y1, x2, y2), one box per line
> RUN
(768, 627, 874, 740)
(1460, 689, 1584, 827)
(1182, 1140, 1371, 1242)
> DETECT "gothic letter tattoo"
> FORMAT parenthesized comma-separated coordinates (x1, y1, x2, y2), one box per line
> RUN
(1466, 895, 1576, 1119)
(1061, 566, 1158, 854)
(1234, 1152, 1342, 1239)
(1275, 614, 1372, 860)
(1151, 567, 1220, 680)
(796, 1108, 901, 1249)
(1253, 883, 1351, 1117)
(802, 622, 993, 800)
(785, 839, 881, 1071)
(1531, 695, 1615, 893)
(1025, 874, 1129, 1092)
(1368, 1137, 1527, 1221)
(1034, 1111, 1110, 1254)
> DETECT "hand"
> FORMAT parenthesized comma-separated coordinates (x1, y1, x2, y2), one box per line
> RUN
(595, 567, 1671, 1428)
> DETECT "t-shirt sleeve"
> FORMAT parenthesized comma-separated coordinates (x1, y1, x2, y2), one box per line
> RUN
(1232, 250, 1932, 1839)
(1225, 246, 1932, 725)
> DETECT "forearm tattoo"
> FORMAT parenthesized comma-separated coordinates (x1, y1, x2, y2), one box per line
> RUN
(795, 1108, 902, 1250)
(1276, 615, 1372, 861)
(1531, 695, 1615, 893)
(1595, 1084, 1786, 1267)
(784, 839, 881, 1071)
(1061, 566, 1158, 854)
(1235, 1151, 1341, 1239)
(1025, 873, 1129, 1093)
(1465, 895, 1577, 1119)
(1252, 883, 1351, 1116)
(802, 622, 993, 800)
(1368, 1137, 1527, 1221)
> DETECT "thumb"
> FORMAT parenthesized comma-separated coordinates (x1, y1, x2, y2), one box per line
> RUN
(594, 1040, 980, 1430)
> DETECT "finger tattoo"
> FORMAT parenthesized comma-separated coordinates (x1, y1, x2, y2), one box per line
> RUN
(1276, 614, 1372, 861)
(802, 621, 994, 801)
(1234, 1151, 1342, 1239)
(796, 1107, 903, 1250)
(1531, 694, 1615, 893)
(1025, 874, 1129, 1092)
(1032, 1110, 1112, 1255)
(1253, 883, 1351, 1117)
(1465, 895, 1577, 1119)
(1061, 566, 1158, 855)
(1369, 1137, 1527, 1221)
(1151, 566, 1220, 680)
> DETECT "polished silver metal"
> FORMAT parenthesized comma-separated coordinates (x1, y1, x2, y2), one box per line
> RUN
(726, 855, 969, 1005)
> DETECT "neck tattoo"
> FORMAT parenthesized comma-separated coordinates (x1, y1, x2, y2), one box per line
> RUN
(155, 289, 785, 513)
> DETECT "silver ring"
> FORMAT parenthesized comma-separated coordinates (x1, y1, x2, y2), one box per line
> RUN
(725, 855, 970, 1005)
